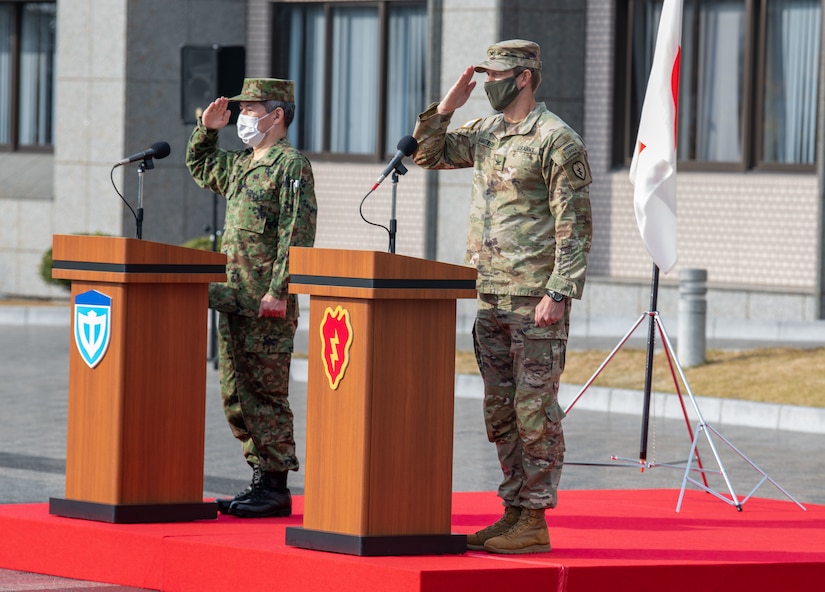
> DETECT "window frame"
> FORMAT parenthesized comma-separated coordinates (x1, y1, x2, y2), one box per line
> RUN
(0, 0, 56, 154)
(615, 0, 819, 174)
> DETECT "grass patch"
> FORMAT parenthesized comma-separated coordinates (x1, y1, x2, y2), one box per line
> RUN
(455, 347, 825, 408)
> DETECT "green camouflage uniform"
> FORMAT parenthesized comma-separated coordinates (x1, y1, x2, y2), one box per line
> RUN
(413, 56, 592, 509)
(186, 80, 317, 474)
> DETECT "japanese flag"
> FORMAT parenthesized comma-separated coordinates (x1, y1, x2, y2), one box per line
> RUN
(628, 0, 682, 274)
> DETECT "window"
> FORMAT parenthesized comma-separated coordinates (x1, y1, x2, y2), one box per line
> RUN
(272, 1, 427, 159)
(618, 0, 820, 171)
(0, 1, 56, 151)
(760, 0, 820, 165)
(679, 0, 746, 164)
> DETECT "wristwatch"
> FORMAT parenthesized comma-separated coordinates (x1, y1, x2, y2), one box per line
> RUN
(545, 289, 565, 302)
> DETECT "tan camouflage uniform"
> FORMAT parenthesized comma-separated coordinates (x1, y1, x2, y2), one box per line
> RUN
(186, 79, 317, 475)
(413, 44, 592, 510)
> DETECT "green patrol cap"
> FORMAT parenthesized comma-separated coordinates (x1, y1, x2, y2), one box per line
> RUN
(228, 78, 294, 103)
(474, 39, 542, 73)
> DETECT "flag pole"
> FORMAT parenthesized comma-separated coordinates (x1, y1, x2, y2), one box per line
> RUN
(639, 263, 660, 464)
(630, 0, 681, 463)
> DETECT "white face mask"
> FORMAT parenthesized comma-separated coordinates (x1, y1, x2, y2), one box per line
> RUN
(236, 112, 274, 147)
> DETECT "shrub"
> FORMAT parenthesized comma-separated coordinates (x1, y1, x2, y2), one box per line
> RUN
(39, 246, 71, 290)
(183, 235, 222, 252)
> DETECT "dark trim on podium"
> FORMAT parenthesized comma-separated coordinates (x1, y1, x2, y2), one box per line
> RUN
(52, 261, 227, 275)
(289, 274, 476, 291)
(49, 497, 217, 524)
(285, 526, 467, 556)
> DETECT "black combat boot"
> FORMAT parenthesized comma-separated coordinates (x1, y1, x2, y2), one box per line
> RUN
(228, 470, 292, 518)
(215, 464, 263, 515)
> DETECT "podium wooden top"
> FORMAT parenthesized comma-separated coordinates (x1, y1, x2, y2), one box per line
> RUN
(52, 235, 227, 284)
(288, 247, 477, 300)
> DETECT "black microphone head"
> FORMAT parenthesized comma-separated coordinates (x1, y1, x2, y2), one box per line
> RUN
(397, 135, 418, 156)
(151, 141, 171, 159)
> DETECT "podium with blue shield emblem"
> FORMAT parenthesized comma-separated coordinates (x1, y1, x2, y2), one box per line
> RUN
(48, 234, 226, 523)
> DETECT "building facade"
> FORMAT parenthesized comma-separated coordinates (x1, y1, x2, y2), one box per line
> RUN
(1, 0, 823, 327)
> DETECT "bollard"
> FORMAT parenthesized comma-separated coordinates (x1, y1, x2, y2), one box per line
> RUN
(678, 268, 707, 367)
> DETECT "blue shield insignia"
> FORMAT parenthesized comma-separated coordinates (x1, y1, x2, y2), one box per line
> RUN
(74, 290, 112, 368)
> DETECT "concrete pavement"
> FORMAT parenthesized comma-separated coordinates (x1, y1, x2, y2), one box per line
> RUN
(1, 305, 824, 589)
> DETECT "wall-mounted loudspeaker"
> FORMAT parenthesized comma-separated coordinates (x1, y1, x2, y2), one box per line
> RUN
(181, 45, 246, 125)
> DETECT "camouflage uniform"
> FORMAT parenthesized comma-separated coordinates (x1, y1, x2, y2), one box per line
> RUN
(413, 42, 592, 510)
(186, 79, 317, 475)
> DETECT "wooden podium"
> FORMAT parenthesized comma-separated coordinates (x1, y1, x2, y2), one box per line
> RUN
(285, 247, 476, 555)
(48, 234, 226, 523)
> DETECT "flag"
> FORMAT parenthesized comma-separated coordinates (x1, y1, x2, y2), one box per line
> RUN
(628, 0, 682, 274)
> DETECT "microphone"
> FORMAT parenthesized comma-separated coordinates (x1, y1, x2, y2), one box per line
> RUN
(117, 141, 171, 166)
(372, 135, 418, 190)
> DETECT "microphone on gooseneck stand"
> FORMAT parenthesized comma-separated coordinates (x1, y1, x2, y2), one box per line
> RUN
(110, 141, 172, 239)
(360, 135, 419, 254)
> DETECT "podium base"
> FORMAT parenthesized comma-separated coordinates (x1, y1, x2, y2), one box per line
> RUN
(285, 526, 466, 556)
(48, 497, 217, 524)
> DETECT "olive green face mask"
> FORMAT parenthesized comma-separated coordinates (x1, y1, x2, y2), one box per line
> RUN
(484, 75, 521, 111)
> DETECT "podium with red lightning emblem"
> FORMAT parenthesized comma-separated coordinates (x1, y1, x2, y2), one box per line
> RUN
(286, 247, 476, 555)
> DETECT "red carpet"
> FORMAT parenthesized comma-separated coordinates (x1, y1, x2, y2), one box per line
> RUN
(1, 490, 823, 592)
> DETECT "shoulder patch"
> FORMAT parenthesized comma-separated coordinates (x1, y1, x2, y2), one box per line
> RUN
(561, 141, 581, 162)
(550, 133, 585, 165)
(460, 117, 482, 129)
(562, 154, 592, 190)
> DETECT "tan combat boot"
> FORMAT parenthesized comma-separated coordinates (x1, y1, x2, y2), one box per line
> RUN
(466, 506, 522, 551)
(483, 508, 551, 554)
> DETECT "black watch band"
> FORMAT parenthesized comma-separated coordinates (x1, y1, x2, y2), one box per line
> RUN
(545, 289, 565, 302)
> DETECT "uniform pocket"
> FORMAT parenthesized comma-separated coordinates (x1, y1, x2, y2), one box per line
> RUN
(208, 283, 257, 317)
(544, 400, 566, 424)
(243, 316, 298, 353)
(237, 197, 268, 234)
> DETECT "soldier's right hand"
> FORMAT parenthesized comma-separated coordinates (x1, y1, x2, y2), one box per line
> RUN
(201, 97, 231, 130)
(438, 66, 477, 115)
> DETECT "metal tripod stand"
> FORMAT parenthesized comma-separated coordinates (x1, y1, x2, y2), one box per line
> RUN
(564, 307, 806, 512)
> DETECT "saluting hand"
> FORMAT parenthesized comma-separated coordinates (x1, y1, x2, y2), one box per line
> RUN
(201, 97, 231, 130)
(438, 66, 477, 115)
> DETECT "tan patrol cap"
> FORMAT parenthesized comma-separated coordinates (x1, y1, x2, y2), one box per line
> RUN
(474, 39, 542, 73)
(228, 78, 294, 103)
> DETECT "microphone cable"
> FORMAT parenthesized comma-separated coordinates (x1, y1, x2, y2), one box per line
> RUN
(359, 135, 419, 252)
(358, 186, 391, 251)
(110, 164, 138, 224)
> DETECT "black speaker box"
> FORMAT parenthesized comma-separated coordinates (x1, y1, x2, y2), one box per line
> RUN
(181, 45, 246, 125)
